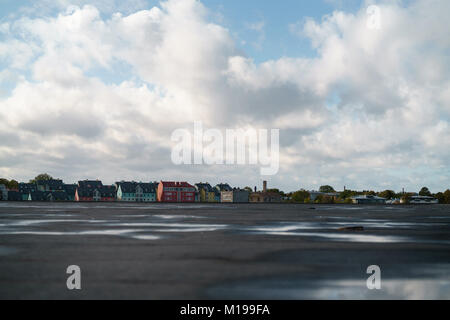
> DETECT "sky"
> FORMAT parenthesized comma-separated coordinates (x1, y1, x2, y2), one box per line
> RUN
(0, 0, 449, 193)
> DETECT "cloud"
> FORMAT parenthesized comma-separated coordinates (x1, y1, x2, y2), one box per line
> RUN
(0, 0, 449, 192)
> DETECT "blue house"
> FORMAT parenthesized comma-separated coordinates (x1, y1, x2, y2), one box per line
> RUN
(116, 181, 157, 202)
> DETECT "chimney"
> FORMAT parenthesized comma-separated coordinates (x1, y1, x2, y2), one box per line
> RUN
(263, 180, 267, 193)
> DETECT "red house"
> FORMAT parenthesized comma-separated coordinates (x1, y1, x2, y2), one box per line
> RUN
(99, 185, 116, 201)
(75, 180, 103, 201)
(157, 181, 196, 202)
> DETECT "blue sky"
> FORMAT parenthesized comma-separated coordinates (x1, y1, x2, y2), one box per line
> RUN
(0, 0, 363, 63)
(0, 0, 449, 193)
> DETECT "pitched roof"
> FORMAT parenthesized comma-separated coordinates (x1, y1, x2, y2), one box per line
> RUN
(215, 183, 232, 192)
(195, 183, 214, 192)
(160, 181, 195, 188)
(18, 183, 37, 193)
(78, 180, 103, 189)
(116, 181, 138, 193)
(138, 183, 157, 193)
(37, 179, 63, 189)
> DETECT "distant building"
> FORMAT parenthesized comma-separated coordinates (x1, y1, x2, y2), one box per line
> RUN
(215, 183, 232, 193)
(409, 196, 438, 204)
(99, 186, 116, 201)
(136, 183, 157, 202)
(7, 191, 22, 201)
(157, 181, 196, 202)
(195, 183, 216, 202)
(221, 188, 249, 203)
(19, 183, 38, 201)
(28, 191, 46, 201)
(309, 191, 340, 201)
(116, 181, 157, 202)
(62, 184, 77, 201)
(351, 195, 386, 204)
(43, 191, 68, 202)
(116, 182, 138, 201)
(0, 184, 7, 201)
(75, 180, 104, 201)
(213, 189, 221, 202)
(249, 181, 282, 203)
(36, 179, 64, 192)
(308, 191, 322, 201)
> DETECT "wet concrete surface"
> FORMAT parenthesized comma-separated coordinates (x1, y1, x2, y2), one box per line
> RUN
(0, 202, 449, 299)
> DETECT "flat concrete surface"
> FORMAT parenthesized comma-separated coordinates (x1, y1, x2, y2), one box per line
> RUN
(0, 202, 449, 299)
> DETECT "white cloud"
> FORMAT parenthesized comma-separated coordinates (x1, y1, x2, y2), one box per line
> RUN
(0, 0, 449, 192)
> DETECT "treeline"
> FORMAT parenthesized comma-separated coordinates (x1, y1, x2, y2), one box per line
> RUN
(0, 174, 54, 190)
(283, 185, 450, 204)
(0, 178, 19, 190)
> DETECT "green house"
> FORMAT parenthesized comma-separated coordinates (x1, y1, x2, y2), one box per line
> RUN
(116, 181, 157, 202)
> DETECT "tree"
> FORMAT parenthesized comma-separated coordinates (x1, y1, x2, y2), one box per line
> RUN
(267, 188, 285, 196)
(319, 185, 335, 193)
(244, 186, 253, 193)
(444, 189, 450, 204)
(419, 187, 432, 197)
(378, 190, 396, 200)
(315, 194, 334, 204)
(7, 179, 18, 190)
(0, 178, 9, 186)
(291, 190, 310, 203)
(29, 173, 53, 184)
(434, 192, 445, 204)
(340, 189, 357, 199)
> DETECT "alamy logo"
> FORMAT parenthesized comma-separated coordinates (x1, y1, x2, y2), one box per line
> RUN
(171, 122, 280, 175)
(66, 265, 81, 290)
(366, 265, 381, 290)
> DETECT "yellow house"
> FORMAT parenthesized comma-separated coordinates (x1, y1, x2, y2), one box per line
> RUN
(195, 183, 217, 202)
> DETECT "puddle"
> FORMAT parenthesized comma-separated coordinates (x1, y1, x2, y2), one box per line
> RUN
(207, 277, 450, 299)
(130, 235, 161, 240)
(104, 222, 228, 232)
(153, 215, 206, 219)
(248, 230, 405, 243)
(2, 219, 108, 226)
(0, 229, 161, 240)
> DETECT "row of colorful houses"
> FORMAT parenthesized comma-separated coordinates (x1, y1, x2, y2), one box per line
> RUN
(0, 180, 281, 203)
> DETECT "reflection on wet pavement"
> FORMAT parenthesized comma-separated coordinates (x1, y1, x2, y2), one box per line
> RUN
(208, 277, 450, 299)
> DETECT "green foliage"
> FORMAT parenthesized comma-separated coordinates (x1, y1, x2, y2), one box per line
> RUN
(378, 190, 396, 199)
(344, 198, 353, 204)
(244, 187, 253, 193)
(291, 190, 310, 203)
(340, 189, 357, 199)
(319, 185, 335, 193)
(0, 178, 18, 190)
(434, 192, 445, 203)
(315, 194, 334, 204)
(29, 173, 53, 184)
(267, 188, 285, 196)
(419, 187, 432, 197)
(444, 189, 450, 204)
